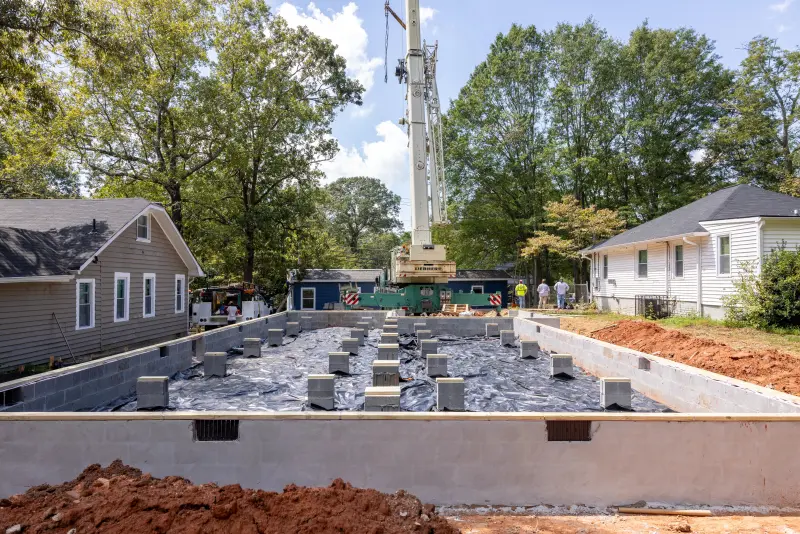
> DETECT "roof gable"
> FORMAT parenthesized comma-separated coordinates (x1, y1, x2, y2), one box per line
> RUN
(0, 199, 203, 279)
(587, 185, 800, 251)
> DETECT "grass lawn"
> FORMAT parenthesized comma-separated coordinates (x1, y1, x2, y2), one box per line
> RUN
(558, 312, 800, 359)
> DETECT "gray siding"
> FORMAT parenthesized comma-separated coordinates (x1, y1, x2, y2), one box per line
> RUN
(0, 217, 189, 371)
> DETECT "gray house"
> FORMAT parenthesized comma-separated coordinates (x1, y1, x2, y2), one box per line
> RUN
(0, 199, 204, 371)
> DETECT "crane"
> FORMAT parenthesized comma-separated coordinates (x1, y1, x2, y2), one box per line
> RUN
(342, 0, 501, 314)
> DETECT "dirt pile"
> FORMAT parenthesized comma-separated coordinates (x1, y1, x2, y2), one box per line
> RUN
(591, 320, 800, 395)
(0, 460, 459, 534)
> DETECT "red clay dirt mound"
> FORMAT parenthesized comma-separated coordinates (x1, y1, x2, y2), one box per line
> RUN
(591, 320, 800, 396)
(0, 460, 459, 534)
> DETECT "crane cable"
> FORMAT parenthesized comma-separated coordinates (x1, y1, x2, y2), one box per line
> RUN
(384, 3, 389, 83)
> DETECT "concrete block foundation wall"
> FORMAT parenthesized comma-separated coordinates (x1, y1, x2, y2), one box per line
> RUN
(0, 313, 288, 412)
(515, 318, 800, 413)
(1, 413, 800, 507)
(287, 310, 387, 330)
(595, 296, 725, 320)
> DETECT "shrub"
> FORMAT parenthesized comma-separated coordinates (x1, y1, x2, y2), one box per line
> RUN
(723, 245, 800, 329)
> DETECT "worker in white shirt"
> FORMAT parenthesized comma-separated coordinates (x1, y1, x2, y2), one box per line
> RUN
(554, 278, 570, 309)
(226, 301, 239, 325)
(536, 279, 550, 308)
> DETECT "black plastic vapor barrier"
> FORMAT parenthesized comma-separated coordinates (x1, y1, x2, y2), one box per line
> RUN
(100, 327, 670, 413)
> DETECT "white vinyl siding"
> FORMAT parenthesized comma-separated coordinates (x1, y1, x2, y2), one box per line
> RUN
(136, 214, 150, 242)
(174, 274, 185, 313)
(75, 279, 95, 330)
(113, 272, 130, 322)
(301, 287, 315, 310)
(701, 220, 760, 306)
(762, 218, 800, 254)
(143, 273, 156, 318)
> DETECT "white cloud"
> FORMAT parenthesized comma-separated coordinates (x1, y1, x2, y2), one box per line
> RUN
(277, 2, 382, 92)
(351, 103, 375, 118)
(320, 121, 408, 187)
(420, 6, 437, 26)
(770, 0, 793, 12)
(778, 24, 791, 32)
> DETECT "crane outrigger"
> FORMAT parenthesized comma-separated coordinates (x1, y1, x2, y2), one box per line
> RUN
(344, 0, 501, 314)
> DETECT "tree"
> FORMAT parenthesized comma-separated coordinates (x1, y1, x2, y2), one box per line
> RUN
(548, 19, 619, 206)
(710, 37, 800, 196)
(0, 0, 111, 198)
(612, 24, 733, 222)
(521, 196, 624, 282)
(64, 0, 220, 233)
(325, 177, 401, 254)
(356, 232, 402, 270)
(443, 24, 554, 283)
(196, 0, 362, 282)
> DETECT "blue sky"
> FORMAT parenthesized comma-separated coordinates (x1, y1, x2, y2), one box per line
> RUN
(277, 1, 800, 229)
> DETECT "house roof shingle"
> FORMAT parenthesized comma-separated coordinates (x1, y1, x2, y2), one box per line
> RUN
(453, 269, 512, 280)
(586, 185, 800, 251)
(294, 269, 384, 282)
(0, 198, 152, 278)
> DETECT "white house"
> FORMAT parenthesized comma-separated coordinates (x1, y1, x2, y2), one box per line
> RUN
(583, 185, 800, 319)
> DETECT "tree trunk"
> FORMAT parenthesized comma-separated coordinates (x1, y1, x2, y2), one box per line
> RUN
(167, 182, 183, 234)
(244, 225, 255, 283)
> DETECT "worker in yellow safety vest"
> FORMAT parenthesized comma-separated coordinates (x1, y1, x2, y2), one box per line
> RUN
(514, 280, 528, 309)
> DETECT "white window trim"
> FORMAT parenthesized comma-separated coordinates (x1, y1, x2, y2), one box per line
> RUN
(136, 213, 151, 243)
(301, 287, 316, 310)
(113, 272, 130, 322)
(175, 274, 186, 313)
(636, 248, 648, 279)
(717, 234, 732, 277)
(673, 244, 684, 279)
(143, 273, 156, 318)
(471, 284, 484, 294)
(75, 278, 95, 330)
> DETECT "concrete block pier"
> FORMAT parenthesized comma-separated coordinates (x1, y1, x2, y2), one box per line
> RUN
(378, 343, 399, 360)
(417, 329, 432, 342)
(243, 338, 261, 358)
(204, 352, 227, 378)
(328, 352, 350, 375)
(136, 377, 168, 410)
(500, 330, 515, 346)
(427, 354, 448, 378)
(380, 332, 398, 345)
(286, 322, 300, 337)
(341, 338, 360, 355)
(308, 374, 335, 410)
(420, 339, 438, 357)
(372, 360, 400, 387)
(350, 328, 365, 346)
(602, 377, 632, 410)
(436, 377, 465, 411)
(364, 386, 401, 411)
(550, 354, 574, 378)
(520, 340, 539, 359)
(486, 323, 499, 337)
(268, 329, 283, 347)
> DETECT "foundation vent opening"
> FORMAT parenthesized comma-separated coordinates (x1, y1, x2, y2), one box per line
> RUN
(0, 387, 23, 407)
(546, 420, 591, 442)
(159, 346, 169, 358)
(194, 419, 240, 442)
(238, 325, 243, 333)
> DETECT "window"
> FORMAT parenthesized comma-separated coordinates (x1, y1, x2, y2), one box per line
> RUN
(114, 272, 130, 322)
(637, 250, 648, 278)
(674, 245, 684, 278)
(471, 285, 484, 294)
(301, 287, 315, 310)
(143, 273, 156, 318)
(175, 274, 185, 313)
(75, 279, 95, 330)
(136, 214, 150, 242)
(718, 235, 731, 275)
(603, 255, 608, 279)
